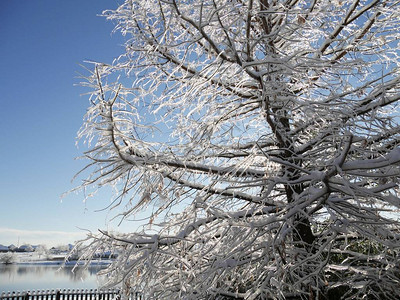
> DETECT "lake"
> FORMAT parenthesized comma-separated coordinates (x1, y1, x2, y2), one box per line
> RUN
(0, 263, 109, 293)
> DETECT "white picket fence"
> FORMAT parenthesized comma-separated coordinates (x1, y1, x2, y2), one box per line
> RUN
(0, 289, 142, 300)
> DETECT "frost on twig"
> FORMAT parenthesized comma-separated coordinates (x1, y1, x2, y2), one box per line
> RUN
(74, 0, 400, 299)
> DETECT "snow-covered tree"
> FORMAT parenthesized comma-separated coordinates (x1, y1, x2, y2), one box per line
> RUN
(0, 252, 16, 264)
(75, 0, 400, 298)
(35, 245, 49, 260)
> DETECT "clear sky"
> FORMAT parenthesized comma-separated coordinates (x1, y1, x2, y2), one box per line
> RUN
(0, 0, 128, 247)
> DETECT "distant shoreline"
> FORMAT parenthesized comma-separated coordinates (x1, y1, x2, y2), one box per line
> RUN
(6, 260, 113, 266)
(0, 252, 114, 266)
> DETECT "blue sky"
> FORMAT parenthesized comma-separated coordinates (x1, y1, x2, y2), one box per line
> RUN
(0, 0, 127, 246)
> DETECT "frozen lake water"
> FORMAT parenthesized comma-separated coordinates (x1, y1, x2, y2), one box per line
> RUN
(0, 263, 109, 293)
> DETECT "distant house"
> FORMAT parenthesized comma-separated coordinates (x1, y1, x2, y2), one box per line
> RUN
(18, 244, 34, 252)
(49, 244, 74, 254)
(49, 247, 59, 254)
(8, 244, 17, 252)
(49, 246, 67, 255)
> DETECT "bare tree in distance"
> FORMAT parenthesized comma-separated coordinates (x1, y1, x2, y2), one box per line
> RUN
(74, 0, 400, 299)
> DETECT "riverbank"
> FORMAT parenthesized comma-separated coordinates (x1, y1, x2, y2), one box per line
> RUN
(0, 252, 113, 266)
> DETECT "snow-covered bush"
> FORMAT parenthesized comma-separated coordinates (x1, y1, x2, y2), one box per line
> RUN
(0, 252, 16, 264)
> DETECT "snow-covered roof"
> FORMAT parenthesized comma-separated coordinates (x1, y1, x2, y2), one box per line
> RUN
(18, 244, 34, 251)
(8, 244, 17, 250)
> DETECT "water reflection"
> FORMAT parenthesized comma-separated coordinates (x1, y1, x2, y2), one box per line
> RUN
(0, 264, 108, 293)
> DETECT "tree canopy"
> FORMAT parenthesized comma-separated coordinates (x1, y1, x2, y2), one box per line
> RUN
(75, 0, 400, 299)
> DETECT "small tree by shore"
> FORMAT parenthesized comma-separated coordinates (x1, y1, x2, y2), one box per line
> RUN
(0, 252, 16, 264)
